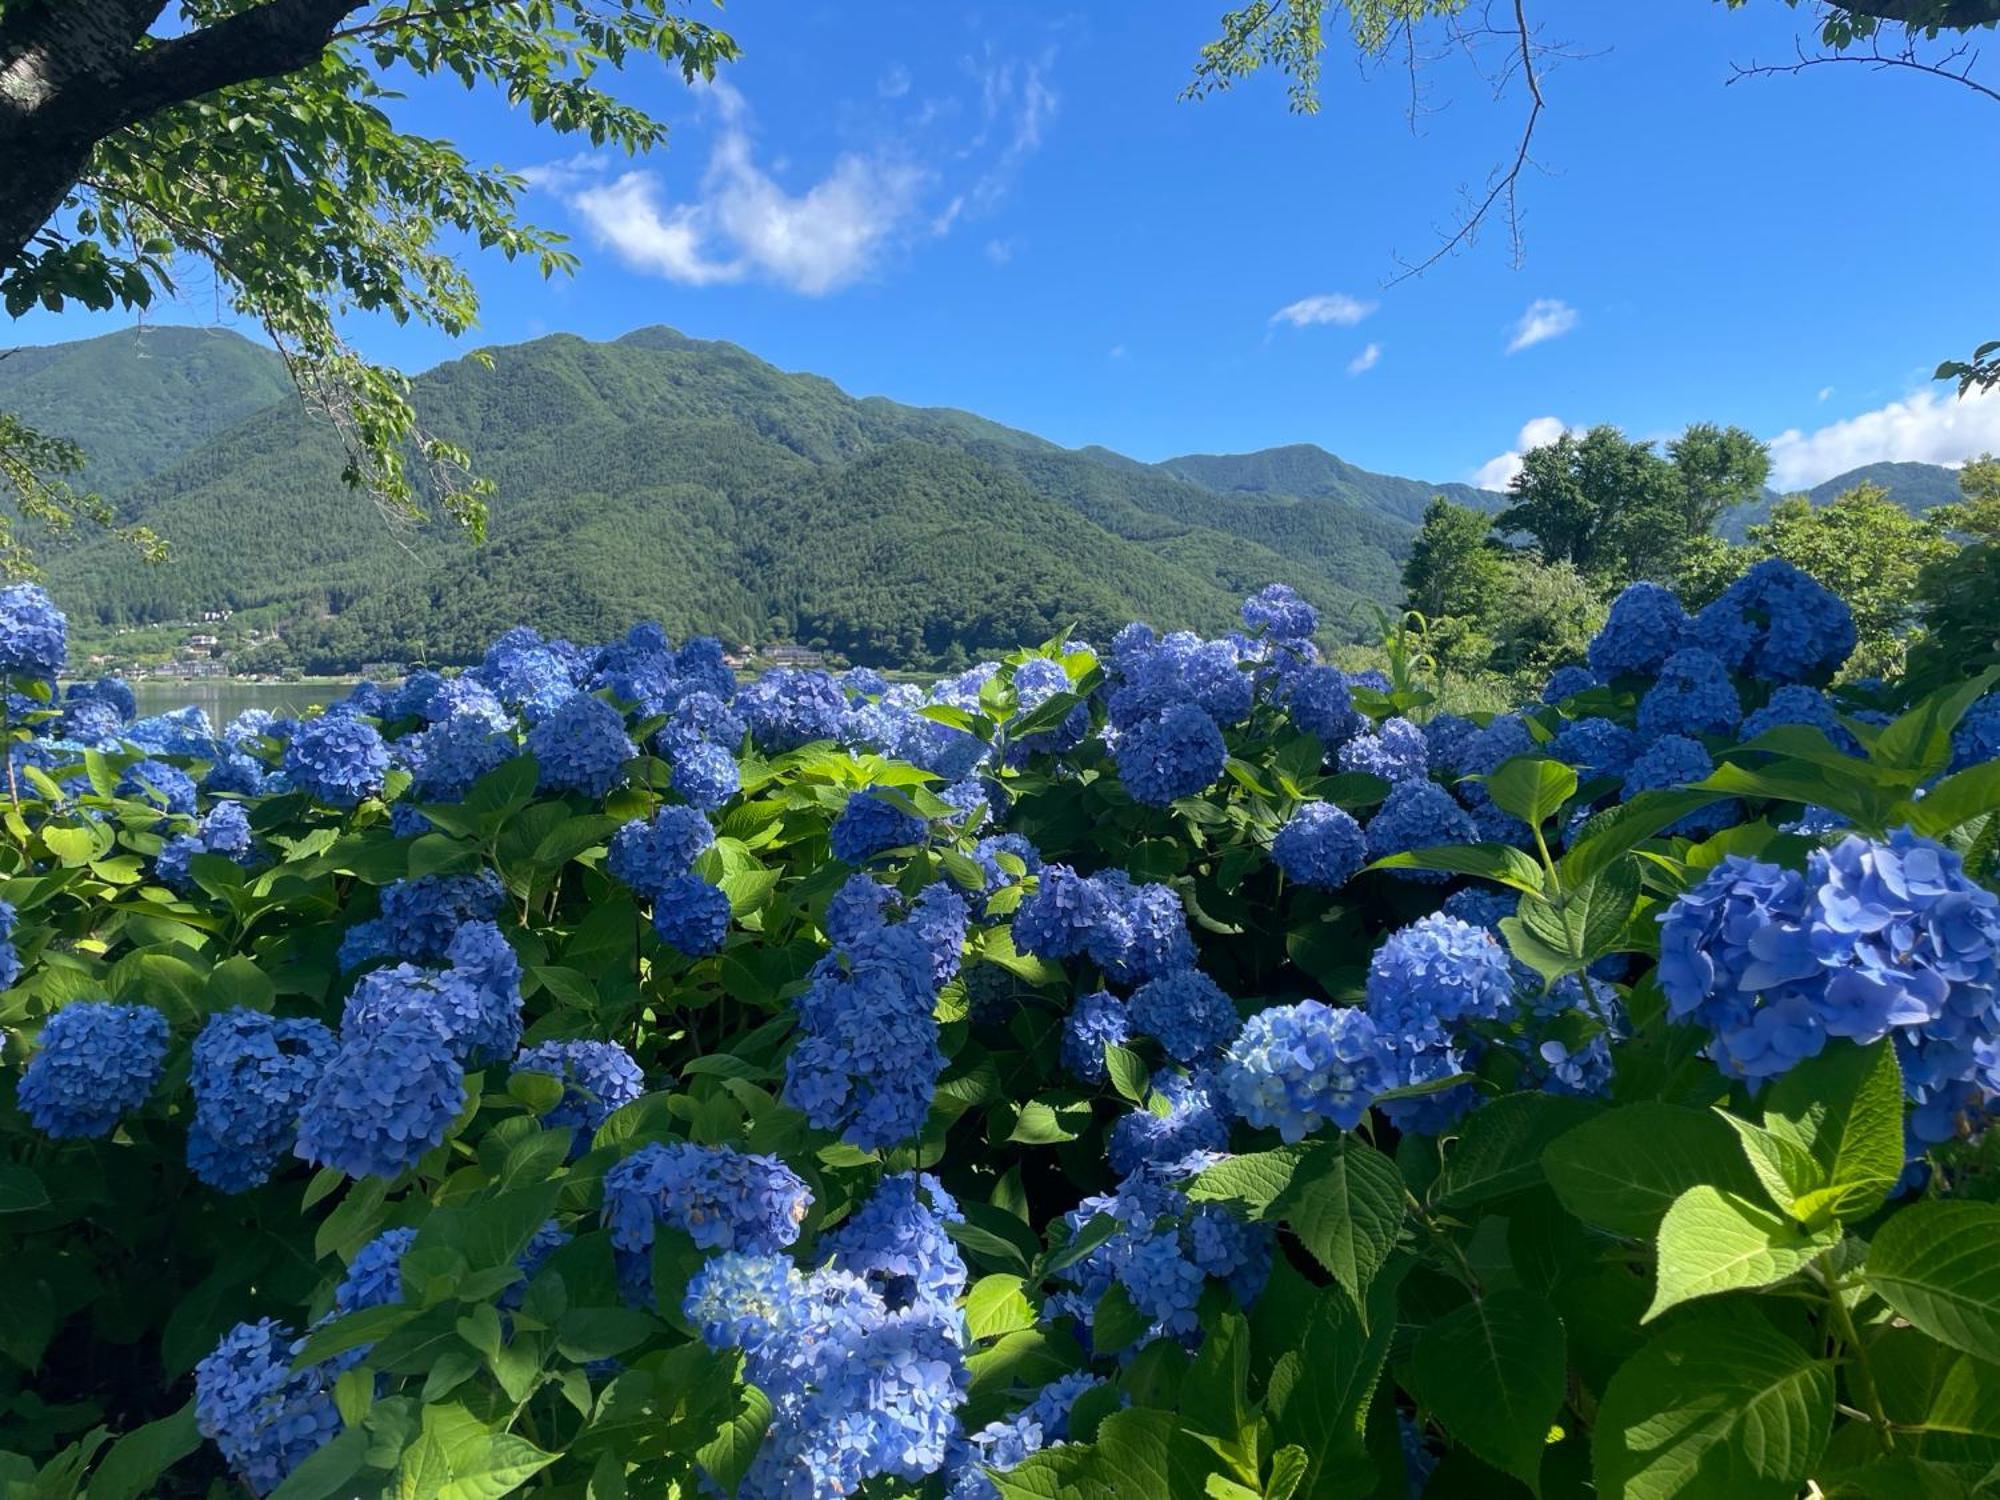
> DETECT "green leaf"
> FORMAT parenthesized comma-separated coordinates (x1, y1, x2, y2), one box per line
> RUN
(1594, 1308, 1834, 1500)
(1104, 1044, 1150, 1104)
(1273, 1136, 1404, 1311)
(1266, 1276, 1400, 1497)
(1543, 1103, 1762, 1238)
(1406, 1291, 1565, 1495)
(1263, 1445, 1309, 1500)
(1438, 1093, 1601, 1209)
(1715, 1115, 1826, 1224)
(1186, 1149, 1304, 1219)
(0, 1164, 51, 1214)
(695, 1380, 771, 1496)
(1366, 841, 1547, 893)
(204, 955, 276, 1014)
(86, 1401, 200, 1500)
(1645, 1186, 1840, 1321)
(1760, 1040, 1905, 1225)
(964, 1276, 1038, 1341)
(1866, 1203, 2000, 1359)
(1484, 756, 1578, 828)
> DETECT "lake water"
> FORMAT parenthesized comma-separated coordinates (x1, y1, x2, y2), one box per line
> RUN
(130, 679, 351, 724)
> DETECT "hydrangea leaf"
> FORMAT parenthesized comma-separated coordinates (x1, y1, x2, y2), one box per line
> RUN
(1437, 1093, 1602, 1209)
(1645, 1187, 1840, 1322)
(1272, 1136, 1404, 1314)
(1594, 1308, 1834, 1500)
(1484, 756, 1579, 829)
(1406, 1290, 1565, 1495)
(1759, 1040, 1904, 1226)
(1543, 1103, 1762, 1238)
(1866, 1203, 2000, 1360)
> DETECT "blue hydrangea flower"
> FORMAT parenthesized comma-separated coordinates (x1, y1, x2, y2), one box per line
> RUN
(1636, 649, 1741, 740)
(1338, 717, 1429, 784)
(511, 1039, 646, 1138)
(739, 669, 850, 751)
(1691, 558, 1856, 684)
(117, 757, 198, 815)
(194, 1319, 342, 1495)
(1365, 780, 1478, 881)
(62, 697, 123, 745)
(784, 924, 944, 1150)
(1271, 801, 1366, 890)
(1742, 685, 1861, 756)
(831, 789, 927, 864)
(340, 870, 505, 970)
(669, 741, 739, 810)
(658, 689, 747, 760)
(1219, 1000, 1390, 1139)
(407, 712, 514, 802)
(65, 676, 134, 721)
(683, 1251, 802, 1366)
(607, 806, 714, 896)
(1115, 1230, 1205, 1338)
(1061, 990, 1130, 1083)
(1589, 582, 1690, 679)
(477, 627, 578, 720)
(526, 693, 635, 797)
(1241, 584, 1319, 641)
(1373, 1039, 1480, 1135)
(652, 874, 731, 956)
(828, 1172, 967, 1310)
(1951, 694, 2000, 773)
(1549, 716, 1637, 781)
(334, 1226, 415, 1314)
(1281, 664, 1364, 745)
(127, 705, 219, 758)
(1107, 1069, 1230, 1175)
(17, 1001, 170, 1139)
(295, 1011, 465, 1179)
(1116, 703, 1227, 806)
(1127, 967, 1238, 1062)
(1087, 875, 1193, 984)
(1107, 633, 1251, 731)
(188, 1010, 337, 1192)
(1411, 718, 1473, 783)
(1013, 864, 1117, 960)
(0, 583, 66, 681)
(1657, 855, 1827, 1079)
(1006, 657, 1091, 760)
(602, 1141, 810, 1256)
(1622, 734, 1736, 837)
(1366, 915, 1515, 1049)
(1542, 665, 1599, 704)
(0, 899, 19, 991)
(282, 717, 390, 807)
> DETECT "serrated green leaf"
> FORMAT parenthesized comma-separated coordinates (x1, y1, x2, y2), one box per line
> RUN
(1406, 1290, 1565, 1494)
(1866, 1203, 2000, 1360)
(1543, 1103, 1762, 1238)
(1645, 1186, 1839, 1321)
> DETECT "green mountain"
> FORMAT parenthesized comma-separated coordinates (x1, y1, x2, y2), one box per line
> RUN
(0, 326, 292, 497)
(1159, 443, 1504, 525)
(34, 327, 1430, 669)
(1721, 459, 1966, 539)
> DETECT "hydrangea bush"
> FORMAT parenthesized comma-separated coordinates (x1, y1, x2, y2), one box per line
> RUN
(3, 573, 2000, 1499)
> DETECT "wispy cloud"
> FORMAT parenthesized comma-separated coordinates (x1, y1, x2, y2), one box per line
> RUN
(1347, 342, 1382, 376)
(1270, 292, 1377, 329)
(523, 60, 1057, 296)
(1505, 298, 1578, 354)
(984, 238, 1016, 266)
(1817, 385, 1835, 403)
(1470, 415, 1574, 490)
(1767, 385, 2000, 490)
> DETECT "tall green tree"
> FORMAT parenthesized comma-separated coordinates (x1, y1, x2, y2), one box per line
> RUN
(1667, 422, 1770, 537)
(0, 0, 737, 570)
(1402, 496, 1504, 620)
(1492, 424, 1684, 580)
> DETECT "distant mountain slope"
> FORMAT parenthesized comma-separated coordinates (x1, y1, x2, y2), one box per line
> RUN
(1720, 458, 1966, 539)
(0, 326, 292, 497)
(37, 327, 1426, 668)
(1159, 443, 1505, 526)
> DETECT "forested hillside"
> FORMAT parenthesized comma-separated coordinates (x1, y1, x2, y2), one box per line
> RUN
(37, 327, 1434, 667)
(22, 324, 1970, 670)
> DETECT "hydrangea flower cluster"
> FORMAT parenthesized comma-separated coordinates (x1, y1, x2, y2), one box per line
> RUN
(1364, 781, 1477, 881)
(1691, 558, 1857, 684)
(1012, 864, 1193, 984)
(193, 1318, 344, 1495)
(1271, 800, 1367, 889)
(1127, 967, 1239, 1062)
(948, 1372, 1109, 1498)
(339, 870, 506, 969)
(117, 757, 199, 815)
(1338, 716, 1429, 784)
(0, 582, 67, 681)
(16, 1001, 171, 1139)
(1636, 648, 1741, 739)
(606, 806, 714, 896)
(1659, 833, 2000, 1135)
(526, 693, 636, 796)
(1542, 665, 1599, 703)
(1108, 1068, 1230, 1175)
(1061, 989, 1130, 1083)
(651, 873, 732, 955)
(1740, 684, 1861, 755)
(739, 668, 850, 751)
(1219, 1000, 1390, 1140)
(282, 716, 390, 807)
(188, 1010, 338, 1191)
(603, 1140, 810, 1258)
(830, 788, 927, 863)
(1241, 583, 1319, 640)
(1588, 582, 1689, 679)
(1115, 700, 1228, 806)
(157, 801, 259, 894)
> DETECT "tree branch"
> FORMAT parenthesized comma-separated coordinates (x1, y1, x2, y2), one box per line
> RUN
(109, 0, 369, 130)
(1835, 0, 2000, 27)
(1729, 35, 2000, 105)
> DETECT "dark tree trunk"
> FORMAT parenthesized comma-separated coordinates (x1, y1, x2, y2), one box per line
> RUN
(0, 0, 364, 273)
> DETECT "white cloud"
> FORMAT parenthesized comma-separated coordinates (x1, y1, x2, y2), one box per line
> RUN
(1346, 342, 1382, 376)
(1767, 385, 2000, 490)
(1470, 415, 1574, 490)
(1505, 298, 1579, 354)
(1817, 385, 1835, 403)
(525, 62, 1055, 296)
(984, 237, 1015, 265)
(1270, 292, 1377, 329)
(1108, 344, 1127, 360)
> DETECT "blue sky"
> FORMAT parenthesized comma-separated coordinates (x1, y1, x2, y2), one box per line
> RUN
(15, 1, 2000, 489)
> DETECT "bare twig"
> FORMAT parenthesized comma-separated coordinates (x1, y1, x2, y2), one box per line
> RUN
(1729, 35, 2000, 107)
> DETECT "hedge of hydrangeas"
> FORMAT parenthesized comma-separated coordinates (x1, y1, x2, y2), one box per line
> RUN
(4, 570, 2000, 1499)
